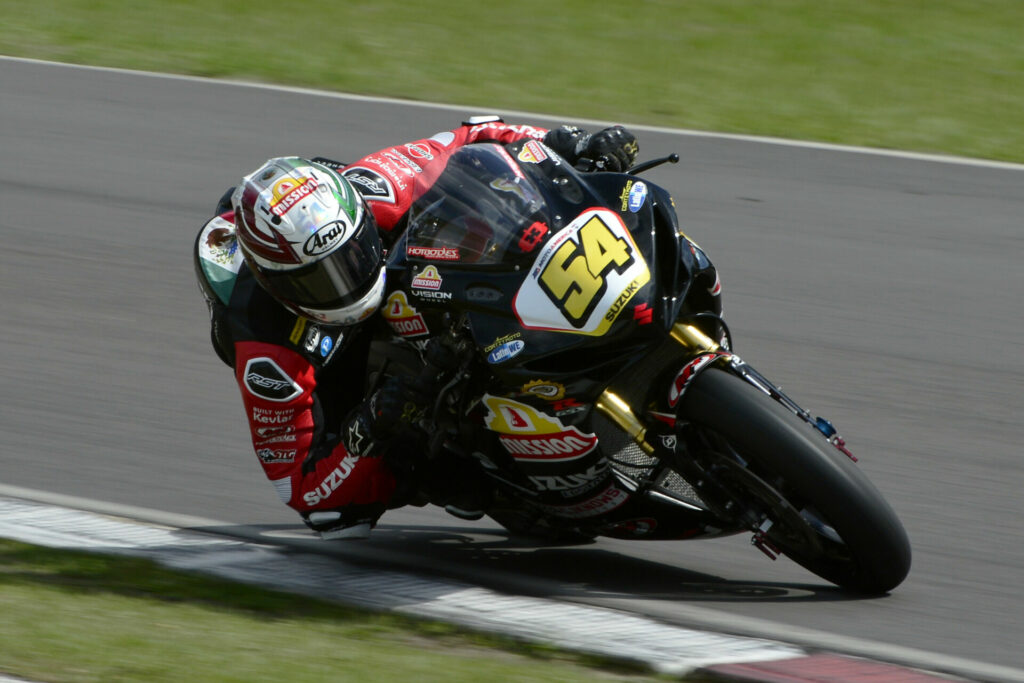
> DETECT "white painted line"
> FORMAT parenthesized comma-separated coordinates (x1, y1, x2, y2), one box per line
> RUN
(1, 485, 1020, 681)
(3, 54, 1023, 172)
(0, 495, 803, 675)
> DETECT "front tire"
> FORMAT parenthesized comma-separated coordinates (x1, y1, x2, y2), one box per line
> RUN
(678, 369, 911, 593)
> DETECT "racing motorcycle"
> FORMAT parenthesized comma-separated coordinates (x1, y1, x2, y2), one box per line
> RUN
(365, 139, 911, 594)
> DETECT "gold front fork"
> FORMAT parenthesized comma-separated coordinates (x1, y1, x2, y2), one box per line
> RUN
(670, 322, 720, 352)
(595, 391, 654, 455)
(594, 323, 719, 455)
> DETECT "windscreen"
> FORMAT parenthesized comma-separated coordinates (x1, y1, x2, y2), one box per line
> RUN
(404, 144, 555, 266)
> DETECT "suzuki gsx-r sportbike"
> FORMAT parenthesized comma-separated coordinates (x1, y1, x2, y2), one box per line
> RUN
(360, 139, 911, 594)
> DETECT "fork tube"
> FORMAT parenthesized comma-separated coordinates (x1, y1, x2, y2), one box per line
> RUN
(670, 323, 720, 352)
(595, 390, 655, 455)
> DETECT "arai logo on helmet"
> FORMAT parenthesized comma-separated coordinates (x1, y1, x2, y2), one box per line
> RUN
(303, 222, 349, 256)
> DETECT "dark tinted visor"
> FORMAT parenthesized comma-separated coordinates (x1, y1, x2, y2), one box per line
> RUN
(261, 217, 382, 311)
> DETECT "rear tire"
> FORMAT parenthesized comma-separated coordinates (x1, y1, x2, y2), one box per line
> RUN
(679, 369, 911, 593)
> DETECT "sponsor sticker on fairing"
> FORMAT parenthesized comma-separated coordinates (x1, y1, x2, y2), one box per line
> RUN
(482, 395, 599, 462)
(486, 340, 525, 364)
(522, 380, 565, 401)
(534, 484, 629, 519)
(407, 245, 460, 261)
(518, 221, 549, 253)
(517, 140, 549, 164)
(514, 209, 649, 336)
(411, 265, 443, 291)
(381, 291, 429, 338)
(627, 181, 648, 212)
(528, 462, 608, 494)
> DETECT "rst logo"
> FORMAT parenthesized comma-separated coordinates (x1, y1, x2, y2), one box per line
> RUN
(243, 358, 302, 402)
(514, 209, 650, 336)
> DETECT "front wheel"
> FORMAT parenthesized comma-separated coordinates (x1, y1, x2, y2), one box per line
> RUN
(678, 369, 911, 593)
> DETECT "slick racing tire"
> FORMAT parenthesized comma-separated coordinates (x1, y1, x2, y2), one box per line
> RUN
(678, 369, 911, 593)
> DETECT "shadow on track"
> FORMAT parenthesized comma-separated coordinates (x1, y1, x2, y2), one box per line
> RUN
(188, 521, 886, 605)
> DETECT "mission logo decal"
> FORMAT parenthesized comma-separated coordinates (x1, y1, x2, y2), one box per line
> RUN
(482, 395, 598, 462)
(517, 140, 549, 164)
(270, 176, 317, 217)
(513, 208, 650, 336)
(411, 265, 443, 291)
(381, 291, 429, 338)
(243, 357, 303, 402)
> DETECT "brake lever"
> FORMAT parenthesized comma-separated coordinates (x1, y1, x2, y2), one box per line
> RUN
(627, 153, 679, 175)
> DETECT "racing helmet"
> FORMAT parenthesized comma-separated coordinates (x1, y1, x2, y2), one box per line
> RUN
(232, 157, 385, 325)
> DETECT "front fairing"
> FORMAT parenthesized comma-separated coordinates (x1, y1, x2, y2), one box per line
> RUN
(375, 143, 733, 534)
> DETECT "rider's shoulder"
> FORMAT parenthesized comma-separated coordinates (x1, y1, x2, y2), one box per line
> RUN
(195, 213, 244, 306)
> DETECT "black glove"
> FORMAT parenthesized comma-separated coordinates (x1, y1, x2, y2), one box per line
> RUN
(342, 375, 432, 456)
(542, 125, 639, 172)
(580, 125, 638, 172)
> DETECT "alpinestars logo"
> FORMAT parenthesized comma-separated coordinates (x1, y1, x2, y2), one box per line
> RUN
(243, 357, 302, 402)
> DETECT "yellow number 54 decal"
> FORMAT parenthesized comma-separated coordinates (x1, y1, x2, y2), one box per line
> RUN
(514, 209, 650, 336)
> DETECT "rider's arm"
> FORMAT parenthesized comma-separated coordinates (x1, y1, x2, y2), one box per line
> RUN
(233, 338, 398, 537)
(341, 118, 638, 235)
(340, 118, 549, 234)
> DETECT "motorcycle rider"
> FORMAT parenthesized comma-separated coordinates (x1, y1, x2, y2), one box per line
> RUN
(194, 117, 639, 539)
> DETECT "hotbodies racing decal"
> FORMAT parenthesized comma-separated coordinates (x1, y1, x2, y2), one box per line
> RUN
(513, 208, 649, 336)
(482, 395, 598, 462)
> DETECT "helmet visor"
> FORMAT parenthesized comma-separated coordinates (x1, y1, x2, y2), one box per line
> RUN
(260, 217, 383, 312)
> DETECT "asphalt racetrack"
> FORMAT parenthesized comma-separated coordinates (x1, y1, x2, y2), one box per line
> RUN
(3, 58, 1023, 678)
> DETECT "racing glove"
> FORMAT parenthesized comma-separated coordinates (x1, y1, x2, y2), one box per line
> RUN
(543, 125, 639, 172)
(341, 375, 432, 457)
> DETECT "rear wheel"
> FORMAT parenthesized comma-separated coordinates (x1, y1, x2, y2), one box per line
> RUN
(678, 369, 911, 593)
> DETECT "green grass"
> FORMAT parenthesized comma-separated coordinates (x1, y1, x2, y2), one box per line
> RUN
(0, 539, 670, 682)
(1, 0, 1023, 162)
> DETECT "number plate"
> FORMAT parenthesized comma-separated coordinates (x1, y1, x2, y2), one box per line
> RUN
(514, 209, 650, 335)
